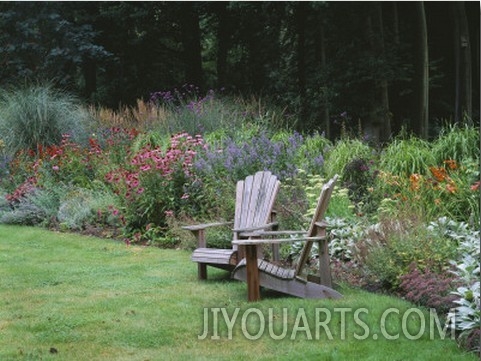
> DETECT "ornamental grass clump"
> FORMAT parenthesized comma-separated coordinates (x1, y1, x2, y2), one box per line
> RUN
(432, 123, 479, 165)
(379, 134, 435, 177)
(0, 84, 91, 156)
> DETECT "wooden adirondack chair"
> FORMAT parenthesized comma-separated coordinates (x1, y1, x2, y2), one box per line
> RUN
(183, 171, 280, 280)
(231, 175, 342, 301)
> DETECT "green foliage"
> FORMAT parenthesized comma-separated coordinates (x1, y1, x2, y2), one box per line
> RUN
(376, 157, 480, 225)
(0, 85, 91, 155)
(0, 187, 60, 226)
(432, 123, 480, 164)
(0, 3, 110, 88)
(294, 132, 332, 174)
(360, 219, 459, 289)
(324, 138, 373, 179)
(57, 187, 121, 231)
(379, 135, 435, 177)
(105, 132, 208, 242)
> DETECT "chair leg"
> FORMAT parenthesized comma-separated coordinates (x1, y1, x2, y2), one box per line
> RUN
(198, 263, 207, 280)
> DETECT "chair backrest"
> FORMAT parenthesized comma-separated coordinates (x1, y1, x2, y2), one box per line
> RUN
(233, 171, 280, 239)
(306, 175, 338, 237)
(295, 175, 338, 275)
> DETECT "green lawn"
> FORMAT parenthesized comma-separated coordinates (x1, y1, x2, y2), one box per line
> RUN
(0, 225, 477, 361)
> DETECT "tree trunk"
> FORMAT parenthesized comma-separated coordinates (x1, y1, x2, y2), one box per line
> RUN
(453, 2, 472, 123)
(179, 3, 203, 88)
(375, 3, 391, 142)
(215, 2, 229, 88)
(82, 57, 97, 101)
(364, 4, 391, 144)
(295, 2, 308, 125)
(413, 2, 429, 139)
(319, 23, 330, 138)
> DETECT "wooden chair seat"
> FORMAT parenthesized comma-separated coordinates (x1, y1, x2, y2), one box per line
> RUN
(191, 248, 238, 267)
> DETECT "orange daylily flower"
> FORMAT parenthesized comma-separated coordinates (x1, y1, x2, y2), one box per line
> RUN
(430, 167, 447, 182)
(444, 159, 458, 170)
(409, 173, 421, 191)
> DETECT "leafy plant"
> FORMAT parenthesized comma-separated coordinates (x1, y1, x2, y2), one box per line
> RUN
(447, 281, 480, 354)
(376, 159, 480, 224)
(0, 187, 61, 226)
(0, 85, 91, 155)
(379, 135, 435, 177)
(432, 123, 480, 165)
(358, 218, 459, 289)
(105, 132, 207, 242)
(323, 138, 373, 179)
(398, 263, 458, 313)
(195, 130, 304, 182)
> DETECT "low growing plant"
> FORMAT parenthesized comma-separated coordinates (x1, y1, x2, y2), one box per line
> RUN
(398, 263, 459, 313)
(357, 218, 459, 289)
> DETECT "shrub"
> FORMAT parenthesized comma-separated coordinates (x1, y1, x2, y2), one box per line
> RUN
(447, 281, 480, 355)
(357, 218, 459, 289)
(323, 138, 373, 179)
(342, 157, 379, 215)
(57, 187, 122, 231)
(0, 187, 60, 226)
(0, 85, 91, 155)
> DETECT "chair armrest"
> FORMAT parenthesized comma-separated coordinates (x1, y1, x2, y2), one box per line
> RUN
(232, 235, 326, 246)
(239, 230, 307, 238)
(232, 222, 278, 234)
(182, 221, 233, 232)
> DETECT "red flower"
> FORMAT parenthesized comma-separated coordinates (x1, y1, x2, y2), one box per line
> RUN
(471, 181, 480, 191)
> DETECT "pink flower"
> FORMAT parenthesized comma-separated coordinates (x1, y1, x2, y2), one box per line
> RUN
(140, 164, 151, 171)
(181, 193, 189, 199)
(52, 165, 59, 171)
(137, 187, 145, 194)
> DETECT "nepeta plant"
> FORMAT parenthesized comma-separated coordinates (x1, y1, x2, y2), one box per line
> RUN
(194, 131, 304, 182)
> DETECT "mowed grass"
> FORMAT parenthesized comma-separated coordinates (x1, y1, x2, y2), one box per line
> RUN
(0, 225, 477, 361)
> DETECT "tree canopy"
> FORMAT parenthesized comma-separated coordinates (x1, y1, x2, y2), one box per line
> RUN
(0, 1, 478, 140)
